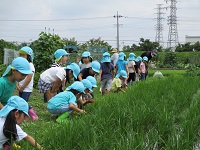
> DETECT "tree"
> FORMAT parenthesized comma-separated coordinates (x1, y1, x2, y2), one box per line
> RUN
(30, 32, 65, 72)
(63, 38, 79, 53)
(84, 38, 112, 53)
(138, 38, 161, 51)
(175, 42, 193, 52)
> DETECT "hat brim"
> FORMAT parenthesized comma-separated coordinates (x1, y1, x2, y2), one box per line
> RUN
(2, 65, 12, 76)
(18, 69, 33, 75)
(127, 58, 135, 61)
(0, 105, 29, 117)
(66, 87, 85, 94)
(122, 75, 127, 78)
(92, 67, 100, 73)
(102, 58, 111, 63)
(118, 56, 124, 60)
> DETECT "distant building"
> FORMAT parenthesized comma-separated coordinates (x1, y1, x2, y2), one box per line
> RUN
(185, 35, 200, 44)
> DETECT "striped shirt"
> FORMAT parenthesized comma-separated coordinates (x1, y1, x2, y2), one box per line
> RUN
(51, 62, 62, 67)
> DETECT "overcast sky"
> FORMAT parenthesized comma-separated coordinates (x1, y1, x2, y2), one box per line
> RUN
(0, 0, 200, 49)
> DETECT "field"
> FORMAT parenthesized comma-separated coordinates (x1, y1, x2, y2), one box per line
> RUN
(13, 69, 200, 149)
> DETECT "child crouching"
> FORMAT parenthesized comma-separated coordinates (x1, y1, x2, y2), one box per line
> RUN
(47, 82, 86, 123)
(111, 70, 127, 93)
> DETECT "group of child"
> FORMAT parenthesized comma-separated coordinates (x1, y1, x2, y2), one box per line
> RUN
(98, 49, 158, 95)
(0, 46, 157, 149)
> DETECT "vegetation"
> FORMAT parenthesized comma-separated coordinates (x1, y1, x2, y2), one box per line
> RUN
(7, 70, 199, 149)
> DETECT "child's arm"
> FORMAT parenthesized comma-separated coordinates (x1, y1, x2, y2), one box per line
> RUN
(24, 135, 42, 149)
(115, 65, 118, 75)
(117, 87, 125, 93)
(50, 77, 62, 93)
(99, 69, 102, 81)
(69, 103, 85, 113)
(17, 74, 33, 92)
(77, 73, 83, 81)
(0, 102, 4, 109)
(125, 64, 129, 75)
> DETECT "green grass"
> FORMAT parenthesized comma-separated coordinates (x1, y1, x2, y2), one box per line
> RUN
(13, 70, 200, 149)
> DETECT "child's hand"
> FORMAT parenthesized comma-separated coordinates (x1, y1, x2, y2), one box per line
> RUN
(80, 110, 86, 114)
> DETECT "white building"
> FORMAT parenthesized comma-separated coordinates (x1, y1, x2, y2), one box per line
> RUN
(185, 35, 200, 44)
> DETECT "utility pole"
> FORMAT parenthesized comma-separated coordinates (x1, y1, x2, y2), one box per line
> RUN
(165, 0, 179, 51)
(113, 11, 123, 51)
(155, 4, 164, 48)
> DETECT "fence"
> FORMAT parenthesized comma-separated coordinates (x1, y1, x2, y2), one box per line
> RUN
(4, 48, 19, 65)
(67, 52, 103, 65)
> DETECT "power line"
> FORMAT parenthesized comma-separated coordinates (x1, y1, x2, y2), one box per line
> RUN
(0, 16, 112, 22)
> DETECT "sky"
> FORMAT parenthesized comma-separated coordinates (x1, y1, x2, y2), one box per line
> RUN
(0, 0, 200, 49)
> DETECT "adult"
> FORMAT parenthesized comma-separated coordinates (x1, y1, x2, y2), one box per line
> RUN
(141, 49, 158, 62)
(110, 48, 118, 67)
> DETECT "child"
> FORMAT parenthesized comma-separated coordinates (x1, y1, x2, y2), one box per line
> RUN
(52, 49, 69, 67)
(76, 79, 94, 109)
(110, 48, 118, 67)
(116, 52, 129, 75)
(0, 96, 41, 149)
(140, 56, 148, 80)
(86, 76, 97, 88)
(99, 52, 114, 95)
(38, 63, 80, 102)
(16, 46, 38, 120)
(0, 57, 32, 110)
(127, 53, 136, 85)
(85, 76, 98, 103)
(52, 49, 70, 93)
(77, 61, 100, 81)
(47, 82, 86, 123)
(111, 70, 127, 93)
(135, 56, 142, 82)
(79, 51, 92, 70)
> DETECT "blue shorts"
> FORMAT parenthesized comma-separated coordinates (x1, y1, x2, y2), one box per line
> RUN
(48, 104, 73, 114)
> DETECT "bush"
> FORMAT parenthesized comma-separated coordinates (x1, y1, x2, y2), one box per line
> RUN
(163, 52, 177, 68)
(0, 64, 7, 76)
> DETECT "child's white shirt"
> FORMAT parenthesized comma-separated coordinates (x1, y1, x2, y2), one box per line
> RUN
(40, 67, 66, 83)
(18, 62, 35, 92)
(80, 63, 91, 70)
(127, 60, 135, 73)
(0, 118, 27, 148)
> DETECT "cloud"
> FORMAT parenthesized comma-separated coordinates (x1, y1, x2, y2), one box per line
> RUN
(0, 0, 199, 47)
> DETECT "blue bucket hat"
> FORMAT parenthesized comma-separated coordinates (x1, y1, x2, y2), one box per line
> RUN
(54, 49, 69, 62)
(82, 79, 93, 92)
(137, 56, 143, 62)
(82, 51, 90, 57)
(118, 52, 126, 61)
(135, 58, 139, 62)
(91, 61, 100, 73)
(66, 63, 80, 79)
(143, 56, 148, 61)
(86, 76, 97, 87)
(101, 52, 111, 63)
(116, 70, 127, 79)
(127, 53, 136, 61)
(19, 46, 34, 62)
(0, 96, 29, 117)
(3, 57, 33, 77)
(66, 81, 86, 94)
